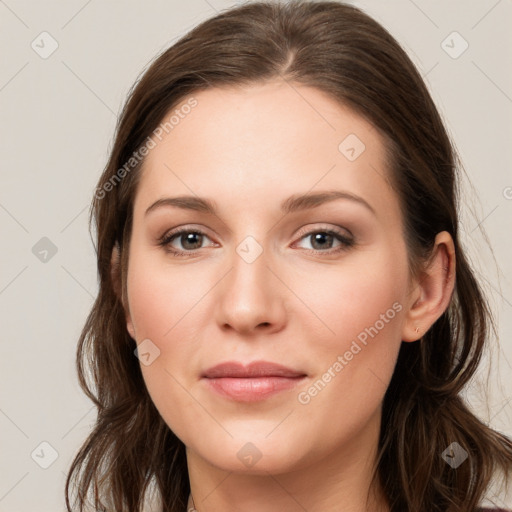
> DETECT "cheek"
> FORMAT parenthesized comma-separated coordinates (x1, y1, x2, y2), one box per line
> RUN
(294, 253, 407, 354)
(291, 267, 406, 450)
(126, 251, 207, 441)
(291, 250, 407, 413)
(126, 248, 206, 342)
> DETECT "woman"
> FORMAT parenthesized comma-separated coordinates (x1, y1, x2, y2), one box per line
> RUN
(65, 1, 512, 511)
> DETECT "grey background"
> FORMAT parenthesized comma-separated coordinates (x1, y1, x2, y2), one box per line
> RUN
(0, 0, 511, 510)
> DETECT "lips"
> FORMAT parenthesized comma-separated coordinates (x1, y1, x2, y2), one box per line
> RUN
(201, 361, 307, 402)
(202, 361, 306, 379)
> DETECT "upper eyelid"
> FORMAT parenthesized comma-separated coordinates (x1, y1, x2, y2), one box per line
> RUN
(295, 223, 352, 239)
(161, 223, 350, 237)
(160, 225, 215, 242)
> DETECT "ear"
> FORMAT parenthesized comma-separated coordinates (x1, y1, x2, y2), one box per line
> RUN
(401, 231, 456, 342)
(111, 243, 136, 340)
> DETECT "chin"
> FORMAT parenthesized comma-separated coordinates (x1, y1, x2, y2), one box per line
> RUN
(186, 429, 315, 476)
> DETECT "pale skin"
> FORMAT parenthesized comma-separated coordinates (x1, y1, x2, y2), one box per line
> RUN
(112, 80, 456, 511)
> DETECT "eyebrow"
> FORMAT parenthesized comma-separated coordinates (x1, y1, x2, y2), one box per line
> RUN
(144, 190, 376, 217)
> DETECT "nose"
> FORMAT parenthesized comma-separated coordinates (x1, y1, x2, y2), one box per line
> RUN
(214, 242, 287, 336)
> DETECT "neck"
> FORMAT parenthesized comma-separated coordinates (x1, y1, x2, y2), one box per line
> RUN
(186, 409, 389, 512)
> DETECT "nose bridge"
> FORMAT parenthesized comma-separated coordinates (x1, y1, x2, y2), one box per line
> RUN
(234, 235, 269, 291)
(215, 234, 285, 333)
(228, 234, 272, 308)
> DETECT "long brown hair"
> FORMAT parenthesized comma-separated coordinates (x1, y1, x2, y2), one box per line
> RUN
(65, 1, 512, 510)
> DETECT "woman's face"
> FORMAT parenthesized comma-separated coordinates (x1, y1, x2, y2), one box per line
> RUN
(124, 80, 417, 474)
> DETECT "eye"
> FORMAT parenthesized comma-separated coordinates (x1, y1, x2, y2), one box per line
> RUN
(158, 225, 355, 257)
(158, 228, 215, 256)
(293, 227, 354, 254)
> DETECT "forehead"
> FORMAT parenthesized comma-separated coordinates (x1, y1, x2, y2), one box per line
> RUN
(134, 80, 398, 223)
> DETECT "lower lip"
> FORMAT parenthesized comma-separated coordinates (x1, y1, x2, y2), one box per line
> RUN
(203, 376, 306, 402)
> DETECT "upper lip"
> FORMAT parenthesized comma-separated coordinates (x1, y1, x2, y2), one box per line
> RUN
(202, 361, 306, 379)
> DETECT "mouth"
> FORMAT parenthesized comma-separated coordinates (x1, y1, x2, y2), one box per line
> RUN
(201, 360, 307, 402)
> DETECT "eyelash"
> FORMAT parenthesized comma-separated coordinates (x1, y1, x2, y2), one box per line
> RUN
(157, 226, 355, 258)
